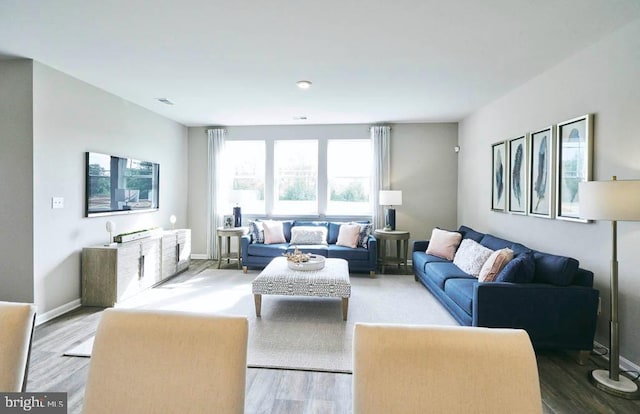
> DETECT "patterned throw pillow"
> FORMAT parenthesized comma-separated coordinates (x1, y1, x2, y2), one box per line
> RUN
(290, 226, 328, 245)
(262, 220, 286, 244)
(426, 228, 462, 260)
(452, 238, 494, 277)
(353, 222, 372, 249)
(249, 220, 264, 244)
(336, 224, 361, 248)
(478, 248, 514, 282)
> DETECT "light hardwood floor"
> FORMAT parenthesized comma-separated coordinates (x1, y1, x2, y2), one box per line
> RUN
(27, 261, 640, 413)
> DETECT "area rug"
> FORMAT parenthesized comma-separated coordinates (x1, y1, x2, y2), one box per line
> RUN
(64, 268, 458, 372)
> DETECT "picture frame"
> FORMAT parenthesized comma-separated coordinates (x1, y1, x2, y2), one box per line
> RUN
(223, 215, 234, 228)
(507, 135, 527, 214)
(556, 114, 593, 222)
(491, 141, 507, 212)
(528, 126, 554, 218)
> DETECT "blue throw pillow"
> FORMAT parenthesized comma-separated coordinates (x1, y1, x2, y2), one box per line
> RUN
(495, 251, 535, 283)
(532, 252, 578, 286)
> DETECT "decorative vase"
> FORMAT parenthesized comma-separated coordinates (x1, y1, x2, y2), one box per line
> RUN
(233, 206, 242, 227)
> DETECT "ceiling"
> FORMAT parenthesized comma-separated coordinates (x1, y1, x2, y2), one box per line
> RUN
(1, 1, 639, 127)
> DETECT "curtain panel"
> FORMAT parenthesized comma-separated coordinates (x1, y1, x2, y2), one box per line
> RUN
(207, 128, 227, 259)
(371, 125, 391, 231)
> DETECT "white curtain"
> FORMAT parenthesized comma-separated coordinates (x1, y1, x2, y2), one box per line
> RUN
(371, 125, 391, 230)
(207, 128, 227, 259)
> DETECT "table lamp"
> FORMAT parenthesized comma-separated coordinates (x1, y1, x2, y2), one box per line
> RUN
(379, 190, 402, 231)
(105, 221, 116, 246)
(579, 176, 640, 398)
(169, 214, 177, 230)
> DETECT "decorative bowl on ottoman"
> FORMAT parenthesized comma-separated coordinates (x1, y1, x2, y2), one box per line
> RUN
(287, 254, 326, 271)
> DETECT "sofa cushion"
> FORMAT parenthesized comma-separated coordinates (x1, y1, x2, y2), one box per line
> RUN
(336, 224, 361, 248)
(458, 225, 484, 243)
(290, 226, 328, 245)
(247, 243, 288, 257)
(282, 220, 294, 242)
(453, 239, 494, 277)
(424, 262, 475, 290)
(412, 252, 449, 273)
(532, 252, 578, 286)
(444, 278, 477, 315)
(328, 245, 369, 261)
(262, 220, 286, 244)
(294, 220, 328, 228)
(479, 248, 514, 282)
(479, 234, 512, 251)
(495, 251, 535, 283)
(426, 228, 462, 260)
(511, 242, 531, 256)
(287, 245, 329, 256)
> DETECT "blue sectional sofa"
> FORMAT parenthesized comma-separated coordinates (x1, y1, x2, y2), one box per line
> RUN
(241, 220, 377, 276)
(412, 225, 599, 353)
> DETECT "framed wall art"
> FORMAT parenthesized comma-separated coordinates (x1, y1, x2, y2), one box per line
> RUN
(507, 135, 527, 214)
(491, 141, 506, 212)
(556, 114, 593, 222)
(528, 126, 554, 218)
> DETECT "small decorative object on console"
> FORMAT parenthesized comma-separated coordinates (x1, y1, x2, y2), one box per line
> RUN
(284, 248, 326, 271)
(284, 247, 310, 263)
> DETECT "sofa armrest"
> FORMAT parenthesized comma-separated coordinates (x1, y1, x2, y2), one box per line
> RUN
(241, 235, 252, 262)
(413, 240, 429, 252)
(367, 235, 377, 269)
(473, 282, 599, 350)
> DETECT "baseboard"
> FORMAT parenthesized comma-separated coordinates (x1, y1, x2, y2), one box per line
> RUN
(593, 340, 640, 374)
(191, 253, 208, 260)
(35, 299, 81, 326)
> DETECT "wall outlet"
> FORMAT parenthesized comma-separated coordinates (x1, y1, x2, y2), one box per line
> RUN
(52, 197, 64, 209)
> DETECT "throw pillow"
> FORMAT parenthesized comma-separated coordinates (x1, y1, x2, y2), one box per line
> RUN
(262, 220, 286, 244)
(478, 248, 514, 282)
(495, 251, 536, 283)
(353, 222, 372, 249)
(426, 228, 462, 260)
(290, 226, 328, 245)
(336, 224, 361, 248)
(453, 239, 494, 277)
(249, 220, 264, 244)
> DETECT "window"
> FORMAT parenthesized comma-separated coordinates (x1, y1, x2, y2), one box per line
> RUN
(274, 140, 318, 215)
(224, 141, 265, 214)
(327, 139, 372, 215)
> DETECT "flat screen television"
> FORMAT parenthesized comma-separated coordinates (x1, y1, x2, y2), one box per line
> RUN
(85, 152, 160, 217)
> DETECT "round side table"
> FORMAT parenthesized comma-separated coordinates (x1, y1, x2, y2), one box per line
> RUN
(217, 227, 249, 269)
(373, 229, 411, 274)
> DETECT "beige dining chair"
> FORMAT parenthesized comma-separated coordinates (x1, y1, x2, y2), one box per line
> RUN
(0, 301, 37, 392)
(353, 323, 542, 414)
(82, 308, 248, 414)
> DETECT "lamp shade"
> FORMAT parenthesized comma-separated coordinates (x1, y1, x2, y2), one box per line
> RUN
(379, 190, 402, 206)
(579, 180, 640, 221)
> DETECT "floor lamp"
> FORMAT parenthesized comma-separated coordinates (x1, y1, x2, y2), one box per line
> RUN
(579, 176, 640, 398)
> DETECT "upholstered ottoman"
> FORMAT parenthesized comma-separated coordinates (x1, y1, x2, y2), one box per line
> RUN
(251, 257, 351, 320)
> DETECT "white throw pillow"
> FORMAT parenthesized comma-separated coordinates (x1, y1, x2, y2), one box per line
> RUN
(336, 224, 361, 248)
(453, 239, 494, 277)
(262, 220, 286, 244)
(290, 226, 328, 245)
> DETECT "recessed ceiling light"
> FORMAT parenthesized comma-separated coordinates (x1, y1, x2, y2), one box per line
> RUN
(296, 80, 312, 89)
(156, 98, 174, 105)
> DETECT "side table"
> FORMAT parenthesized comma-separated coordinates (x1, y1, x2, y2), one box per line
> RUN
(373, 229, 411, 274)
(217, 227, 249, 269)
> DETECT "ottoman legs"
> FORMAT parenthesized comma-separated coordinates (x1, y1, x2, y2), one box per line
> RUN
(254, 294, 262, 317)
(342, 298, 349, 321)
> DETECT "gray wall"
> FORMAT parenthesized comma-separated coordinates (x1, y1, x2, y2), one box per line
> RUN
(0, 60, 34, 303)
(0, 59, 189, 316)
(187, 123, 458, 256)
(458, 20, 640, 365)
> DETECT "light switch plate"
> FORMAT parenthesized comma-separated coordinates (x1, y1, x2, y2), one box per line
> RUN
(52, 197, 64, 209)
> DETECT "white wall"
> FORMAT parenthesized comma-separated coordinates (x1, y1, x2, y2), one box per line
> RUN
(187, 123, 458, 256)
(0, 59, 34, 303)
(458, 20, 640, 364)
(0, 61, 190, 315)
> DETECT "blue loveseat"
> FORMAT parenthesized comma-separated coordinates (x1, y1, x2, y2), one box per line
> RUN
(412, 225, 599, 353)
(241, 220, 377, 276)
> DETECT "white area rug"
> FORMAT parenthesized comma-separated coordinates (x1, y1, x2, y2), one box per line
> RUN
(65, 268, 457, 372)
